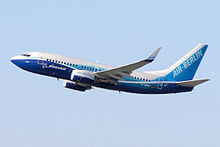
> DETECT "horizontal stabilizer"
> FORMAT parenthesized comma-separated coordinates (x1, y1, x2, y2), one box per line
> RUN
(177, 79, 210, 87)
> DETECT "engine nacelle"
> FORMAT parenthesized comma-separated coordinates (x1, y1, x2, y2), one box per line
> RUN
(71, 70, 95, 85)
(64, 81, 91, 92)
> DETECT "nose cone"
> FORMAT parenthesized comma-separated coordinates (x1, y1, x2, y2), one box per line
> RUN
(10, 55, 29, 70)
(10, 56, 21, 66)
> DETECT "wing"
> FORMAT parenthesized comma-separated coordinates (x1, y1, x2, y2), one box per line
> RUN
(95, 47, 161, 80)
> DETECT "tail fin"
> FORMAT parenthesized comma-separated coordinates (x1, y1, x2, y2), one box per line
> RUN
(163, 43, 208, 81)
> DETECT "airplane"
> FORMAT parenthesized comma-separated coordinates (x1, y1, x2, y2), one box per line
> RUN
(10, 43, 209, 94)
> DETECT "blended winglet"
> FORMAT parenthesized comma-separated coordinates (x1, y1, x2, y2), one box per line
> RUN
(177, 79, 210, 87)
(144, 47, 161, 62)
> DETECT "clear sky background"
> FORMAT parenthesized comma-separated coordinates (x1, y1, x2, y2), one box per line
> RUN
(1, 0, 220, 146)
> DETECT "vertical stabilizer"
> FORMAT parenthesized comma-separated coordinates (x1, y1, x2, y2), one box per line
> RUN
(163, 43, 208, 81)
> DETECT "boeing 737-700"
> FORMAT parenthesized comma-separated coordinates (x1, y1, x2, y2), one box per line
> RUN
(11, 43, 209, 94)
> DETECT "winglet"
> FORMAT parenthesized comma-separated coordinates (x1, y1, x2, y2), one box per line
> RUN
(144, 47, 161, 62)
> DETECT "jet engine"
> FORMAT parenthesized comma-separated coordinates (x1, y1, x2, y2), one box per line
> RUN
(70, 70, 95, 85)
(64, 81, 91, 92)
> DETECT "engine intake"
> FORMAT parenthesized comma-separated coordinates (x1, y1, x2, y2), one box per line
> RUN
(64, 81, 91, 92)
(71, 70, 95, 85)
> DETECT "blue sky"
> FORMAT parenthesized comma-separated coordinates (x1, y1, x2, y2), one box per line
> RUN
(1, 0, 220, 146)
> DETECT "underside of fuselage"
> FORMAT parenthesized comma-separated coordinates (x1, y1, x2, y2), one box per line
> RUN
(94, 80, 193, 94)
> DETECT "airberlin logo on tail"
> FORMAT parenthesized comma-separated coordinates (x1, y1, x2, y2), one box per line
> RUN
(173, 49, 203, 78)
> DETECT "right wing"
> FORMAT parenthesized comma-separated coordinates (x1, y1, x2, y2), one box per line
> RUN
(95, 47, 161, 80)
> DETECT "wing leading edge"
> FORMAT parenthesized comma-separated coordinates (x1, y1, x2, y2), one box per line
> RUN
(95, 47, 161, 80)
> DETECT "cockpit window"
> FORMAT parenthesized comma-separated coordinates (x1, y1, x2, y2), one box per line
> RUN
(21, 53, 30, 57)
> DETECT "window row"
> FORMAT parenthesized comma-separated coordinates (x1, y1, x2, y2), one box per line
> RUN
(81, 66, 101, 72)
(46, 59, 78, 67)
(45, 59, 148, 81)
(132, 77, 150, 82)
(46, 58, 102, 72)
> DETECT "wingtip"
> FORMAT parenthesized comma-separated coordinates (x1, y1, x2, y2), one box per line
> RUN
(151, 47, 161, 57)
(144, 47, 161, 62)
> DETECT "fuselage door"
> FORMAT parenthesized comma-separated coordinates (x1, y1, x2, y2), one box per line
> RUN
(37, 56, 47, 68)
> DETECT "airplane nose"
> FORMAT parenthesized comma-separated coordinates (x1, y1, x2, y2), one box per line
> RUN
(10, 55, 31, 70)
(10, 56, 19, 65)
(10, 55, 24, 68)
(10, 56, 16, 64)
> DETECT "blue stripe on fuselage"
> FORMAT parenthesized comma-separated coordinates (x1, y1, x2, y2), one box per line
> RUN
(12, 57, 107, 80)
(116, 82, 193, 94)
(11, 59, 73, 79)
